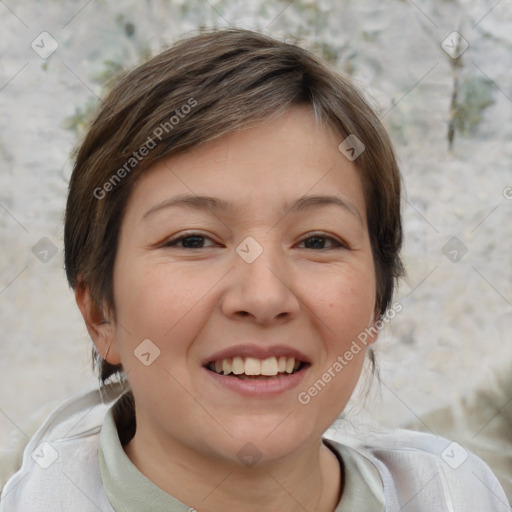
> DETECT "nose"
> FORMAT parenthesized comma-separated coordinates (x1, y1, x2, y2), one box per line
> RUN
(220, 239, 301, 325)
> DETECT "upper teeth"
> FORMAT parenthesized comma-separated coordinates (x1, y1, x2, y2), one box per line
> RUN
(210, 356, 301, 376)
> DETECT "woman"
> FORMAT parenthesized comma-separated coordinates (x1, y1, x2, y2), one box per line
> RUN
(0, 28, 507, 511)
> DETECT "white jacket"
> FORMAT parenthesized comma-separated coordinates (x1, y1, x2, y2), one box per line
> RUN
(0, 384, 509, 511)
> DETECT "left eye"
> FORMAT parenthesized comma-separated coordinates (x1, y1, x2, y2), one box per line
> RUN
(297, 235, 345, 250)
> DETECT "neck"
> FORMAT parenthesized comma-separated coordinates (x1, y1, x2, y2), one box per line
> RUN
(124, 432, 342, 512)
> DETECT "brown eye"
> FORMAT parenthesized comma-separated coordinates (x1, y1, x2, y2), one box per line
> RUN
(298, 234, 346, 250)
(164, 233, 216, 249)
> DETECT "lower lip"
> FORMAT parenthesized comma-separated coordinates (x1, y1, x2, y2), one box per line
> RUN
(203, 366, 310, 397)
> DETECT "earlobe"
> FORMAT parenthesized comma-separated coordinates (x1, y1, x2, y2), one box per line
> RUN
(74, 282, 121, 365)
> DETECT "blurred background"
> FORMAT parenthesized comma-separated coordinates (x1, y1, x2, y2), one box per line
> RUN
(0, 0, 511, 501)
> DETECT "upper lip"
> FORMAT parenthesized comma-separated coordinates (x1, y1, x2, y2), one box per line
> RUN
(202, 344, 311, 366)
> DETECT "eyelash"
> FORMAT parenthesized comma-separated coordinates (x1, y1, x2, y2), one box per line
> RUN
(163, 232, 347, 250)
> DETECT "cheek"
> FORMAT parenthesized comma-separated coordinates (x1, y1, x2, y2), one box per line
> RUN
(113, 261, 197, 333)
(314, 268, 376, 344)
(111, 259, 218, 382)
(110, 264, 193, 393)
(304, 267, 375, 405)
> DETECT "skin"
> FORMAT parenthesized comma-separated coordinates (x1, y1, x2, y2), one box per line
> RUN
(77, 105, 379, 512)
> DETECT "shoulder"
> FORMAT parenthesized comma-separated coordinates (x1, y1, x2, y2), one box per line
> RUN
(0, 383, 124, 512)
(325, 427, 510, 511)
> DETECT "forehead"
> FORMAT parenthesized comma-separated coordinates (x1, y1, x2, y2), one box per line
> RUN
(125, 105, 367, 224)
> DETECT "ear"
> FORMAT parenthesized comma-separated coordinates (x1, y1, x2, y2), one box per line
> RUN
(74, 282, 122, 365)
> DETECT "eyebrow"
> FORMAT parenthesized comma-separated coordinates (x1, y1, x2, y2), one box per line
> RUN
(143, 193, 363, 224)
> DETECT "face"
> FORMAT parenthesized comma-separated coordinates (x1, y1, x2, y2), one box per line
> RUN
(97, 105, 377, 466)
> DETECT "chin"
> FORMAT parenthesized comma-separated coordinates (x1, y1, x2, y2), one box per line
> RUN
(210, 417, 319, 467)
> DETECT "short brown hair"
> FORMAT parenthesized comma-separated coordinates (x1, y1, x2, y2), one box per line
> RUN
(65, 27, 403, 389)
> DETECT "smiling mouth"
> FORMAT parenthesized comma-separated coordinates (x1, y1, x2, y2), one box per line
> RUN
(205, 356, 308, 380)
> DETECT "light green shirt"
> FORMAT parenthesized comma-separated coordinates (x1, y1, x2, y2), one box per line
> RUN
(98, 408, 385, 511)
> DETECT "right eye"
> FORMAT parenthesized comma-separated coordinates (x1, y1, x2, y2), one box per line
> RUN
(163, 233, 217, 249)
